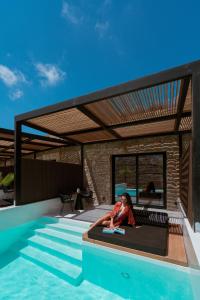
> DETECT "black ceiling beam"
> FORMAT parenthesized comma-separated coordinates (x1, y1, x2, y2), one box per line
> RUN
(0, 128, 69, 155)
(22, 121, 81, 146)
(0, 153, 13, 157)
(0, 128, 13, 135)
(24, 140, 61, 148)
(0, 143, 16, 154)
(15, 60, 200, 123)
(0, 144, 13, 149)
(0, 127, 70, 145)
(61, 111, 191, 137)
(0, 137, 32, 154)
(0, 137, 13, 142)
(21, 131, 69, 145)
(77, 106, 121, 139)
(22, 143, 77, 158)
(111, 111, 191, 130)
(174, 77, 191, 131)
(20, 140, 59, 151)
(83, 130, 192, 146)
(0, 138, 52, 153)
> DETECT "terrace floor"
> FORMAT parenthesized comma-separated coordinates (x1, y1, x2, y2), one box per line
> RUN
(55, 204, 188, 267)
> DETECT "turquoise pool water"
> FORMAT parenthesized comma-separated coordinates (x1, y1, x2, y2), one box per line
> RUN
(115, 184, 137, 197)
(0, 217, 199, 299)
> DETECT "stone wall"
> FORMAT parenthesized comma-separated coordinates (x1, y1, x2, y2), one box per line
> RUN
(34, 135, 181, 211)
(36, 145, 81, 164)
(83, 135, 180, 210)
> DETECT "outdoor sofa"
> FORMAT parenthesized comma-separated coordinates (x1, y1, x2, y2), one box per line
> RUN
(88, 209, 169, 256)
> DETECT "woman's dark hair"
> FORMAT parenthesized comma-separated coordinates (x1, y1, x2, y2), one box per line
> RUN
(121, 192, 132, 207)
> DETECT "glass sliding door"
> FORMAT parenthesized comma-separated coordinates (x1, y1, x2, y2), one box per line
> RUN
(138, 154, 165, 207)
(113, 156, 136, 204)
(112, 153, 166, 208)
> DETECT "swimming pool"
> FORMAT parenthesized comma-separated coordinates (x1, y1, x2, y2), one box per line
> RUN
(115, 184, 164, 197)
(0, 217, 199, 299)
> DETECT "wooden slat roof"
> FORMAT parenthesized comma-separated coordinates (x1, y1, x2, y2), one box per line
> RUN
(115, 120, 175, 138)
(69, 130, 116, 143)
(0, 128, 68, 160)
(85, 80, 181, 126)
(28, 108, 100, 135)
(16, 61, 195, 144)
(179, 117, 192, 131)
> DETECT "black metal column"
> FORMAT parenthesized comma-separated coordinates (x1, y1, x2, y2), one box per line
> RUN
(192, 72, 200, 232)
(14, 120, 22, 205)
(81, 144, 84, 189)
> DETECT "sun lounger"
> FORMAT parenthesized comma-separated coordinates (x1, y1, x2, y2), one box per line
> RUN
(88, 210, 169, 256)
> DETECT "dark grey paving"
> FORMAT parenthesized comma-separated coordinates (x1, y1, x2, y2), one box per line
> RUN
(62, 204, 183, 224)
(73, 208, 111, 222)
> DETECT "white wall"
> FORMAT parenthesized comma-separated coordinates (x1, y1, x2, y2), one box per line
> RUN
(177, 201, 200, 267)
(0, 198, 61, 230)
(0, 198, 61, 255)
(0, 198, 61, 231)
(183, 218, 200, 267)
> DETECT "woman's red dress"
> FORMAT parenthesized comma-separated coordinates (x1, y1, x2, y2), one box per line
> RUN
(109, 202, 135, 226)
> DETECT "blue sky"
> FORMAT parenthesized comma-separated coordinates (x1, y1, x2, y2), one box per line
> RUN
(0, 0, 200, 131)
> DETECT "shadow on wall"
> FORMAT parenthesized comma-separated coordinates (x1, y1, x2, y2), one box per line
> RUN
(84, 154, 100, 206)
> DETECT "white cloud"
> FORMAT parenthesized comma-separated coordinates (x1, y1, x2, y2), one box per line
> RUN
(102, 0, 112, 10)
(61, 2, 83, 25)
(0, 65, 27, 87)
(35, 63, 66, 87)
(95, 21, 110, 38)
(9, 89, 24, 101)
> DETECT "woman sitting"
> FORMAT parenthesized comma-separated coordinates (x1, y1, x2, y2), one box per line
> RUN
(90, 193, 135, 230)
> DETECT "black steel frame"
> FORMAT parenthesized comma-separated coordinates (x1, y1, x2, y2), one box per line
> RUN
(14, 60, 200, 232)
(111, 152, 167, 209)
(15, 61, 199, 122)
(0, 127, 69, 163)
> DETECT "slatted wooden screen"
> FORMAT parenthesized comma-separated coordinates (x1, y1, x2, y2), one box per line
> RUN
(180, 141, 193, 223)
(17, 158, 82, 205)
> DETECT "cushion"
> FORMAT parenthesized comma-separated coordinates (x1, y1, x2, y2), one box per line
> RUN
(133, 209, 168, 227)
(88, 224, 168, 256)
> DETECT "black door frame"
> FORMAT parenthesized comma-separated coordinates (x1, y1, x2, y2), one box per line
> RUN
(111, 152, 167, 209)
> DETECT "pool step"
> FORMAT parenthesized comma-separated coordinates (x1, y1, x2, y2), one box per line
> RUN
(34, 228, 82, 248)
(56, 218, 91, 229)
(27, 235, 82, 266)
(20, 245, 83, 286)
(39, 217, 91, 229)
(45, 223, 86, 236)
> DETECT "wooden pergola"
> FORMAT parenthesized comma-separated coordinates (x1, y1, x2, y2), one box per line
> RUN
(15, 60, 200, 232)
(0, 127, 69, 164)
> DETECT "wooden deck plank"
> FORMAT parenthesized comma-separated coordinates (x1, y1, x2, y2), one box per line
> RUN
(83, 227, 187, 267)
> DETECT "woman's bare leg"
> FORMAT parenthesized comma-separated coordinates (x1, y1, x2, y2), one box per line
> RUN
(90, 212, 111, 229)
(102, 220, 111, 227)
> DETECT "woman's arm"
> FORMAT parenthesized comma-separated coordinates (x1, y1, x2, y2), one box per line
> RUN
(109, 202, 122, 228)
(109, 217, 115, 229)
(110, 202, 121, 218)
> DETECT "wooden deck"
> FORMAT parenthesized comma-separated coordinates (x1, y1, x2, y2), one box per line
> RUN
(83, 224, 187, 267)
